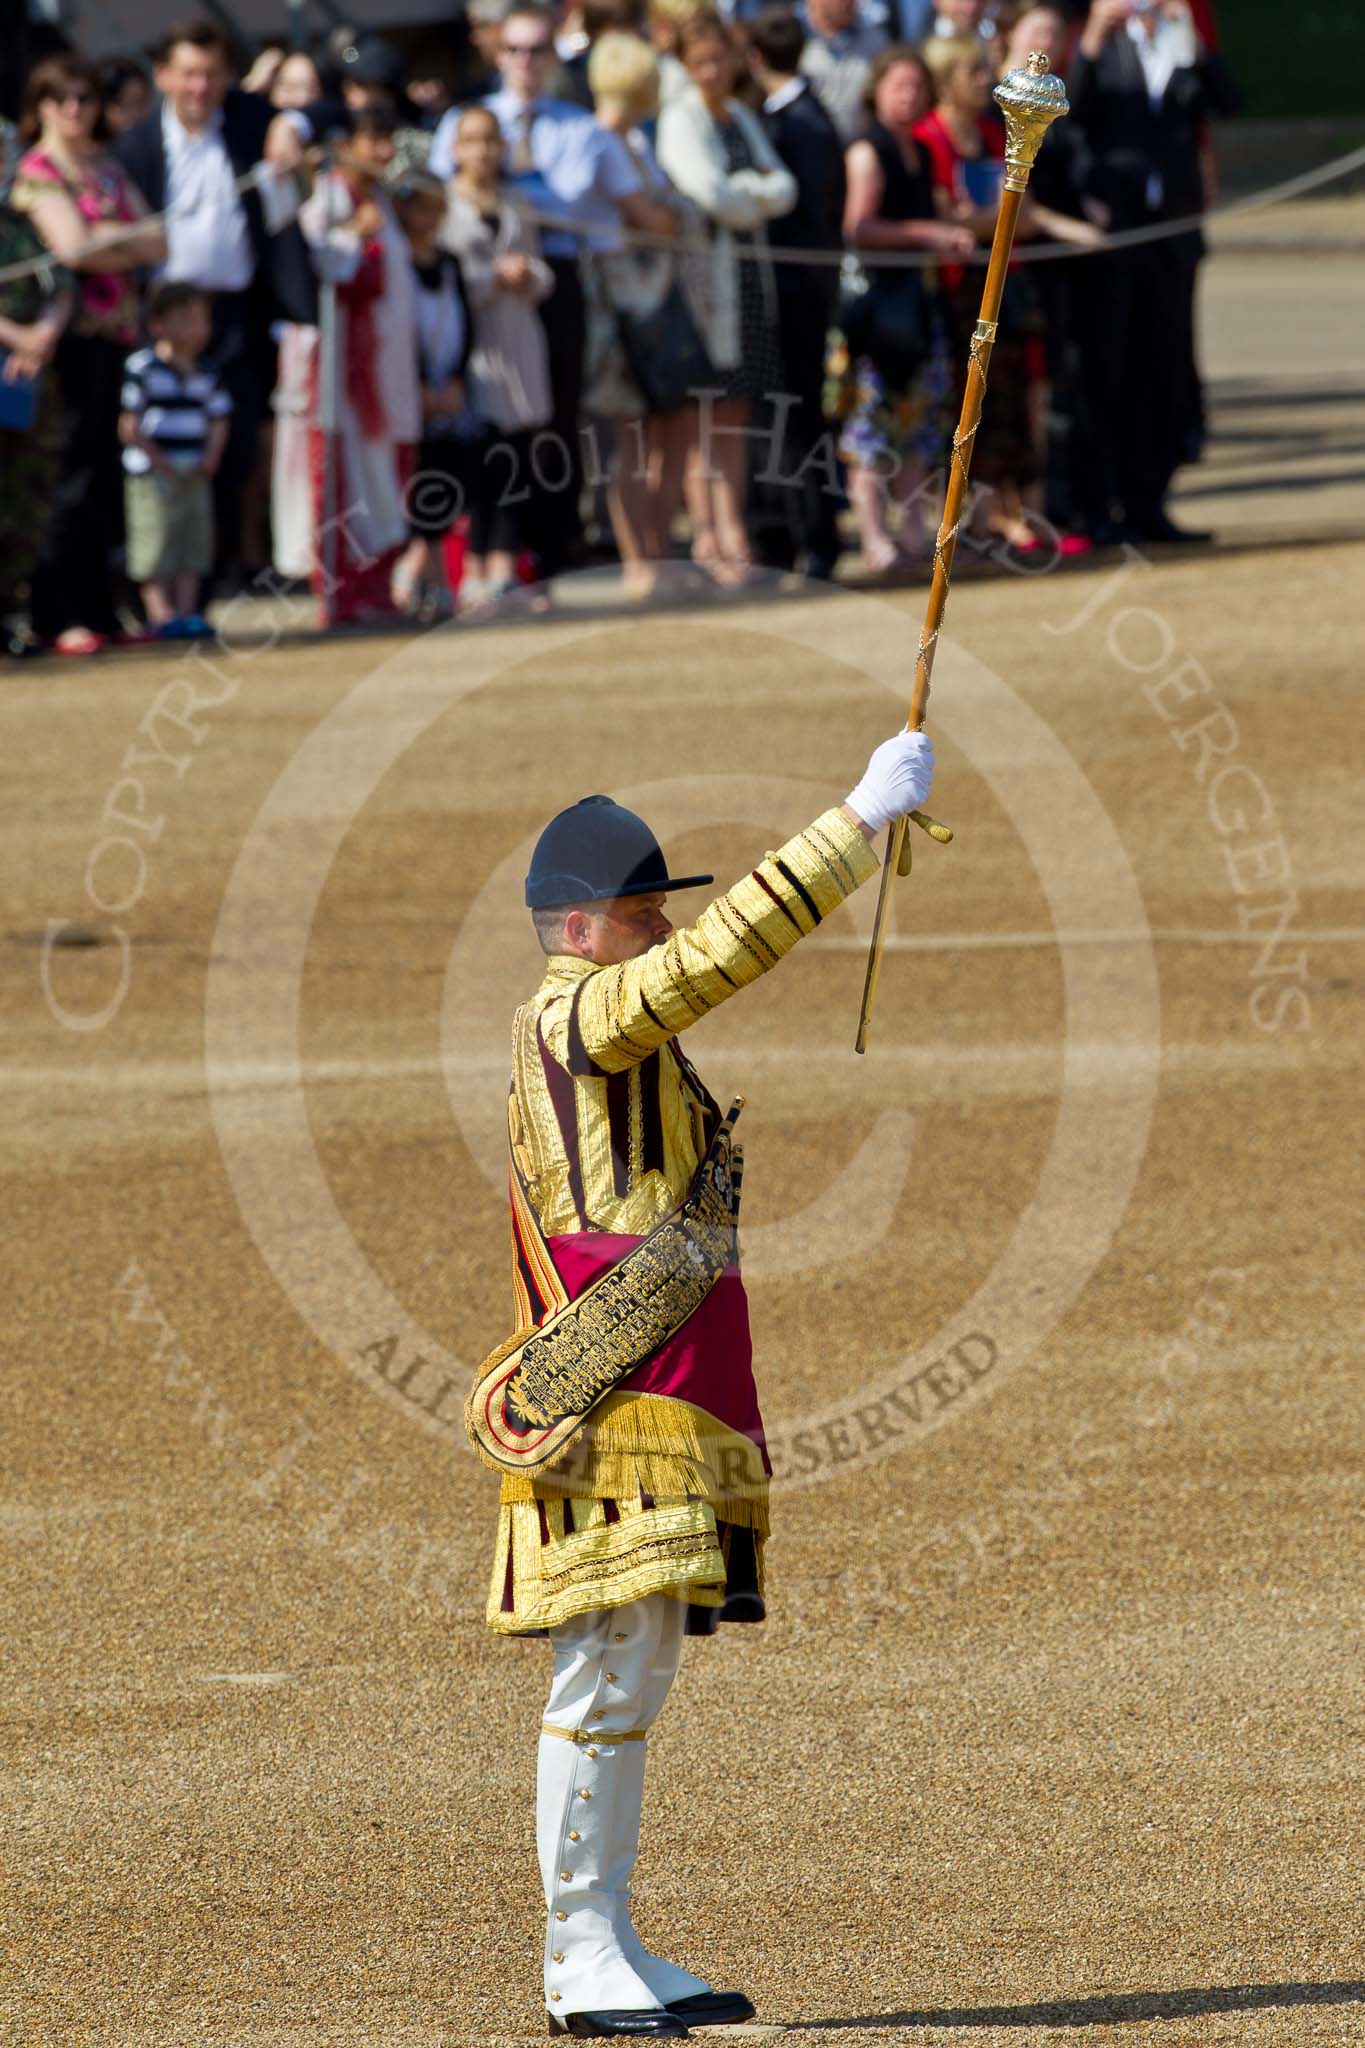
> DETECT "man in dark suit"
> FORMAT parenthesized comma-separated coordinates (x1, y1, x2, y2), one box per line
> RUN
(112, 13, 341, 582)
(1068, 0, 1239, 543)
(748, 7, 848, 579)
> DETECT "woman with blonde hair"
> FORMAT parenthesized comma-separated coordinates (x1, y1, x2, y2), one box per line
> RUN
(585, 29, 702, 596)
(656, 12, 795, 584)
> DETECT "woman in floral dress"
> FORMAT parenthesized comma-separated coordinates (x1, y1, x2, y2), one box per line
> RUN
(827, 46, 973, 578)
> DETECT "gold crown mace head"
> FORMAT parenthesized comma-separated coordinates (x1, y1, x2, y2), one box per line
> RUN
(994, 51, 1069, 189)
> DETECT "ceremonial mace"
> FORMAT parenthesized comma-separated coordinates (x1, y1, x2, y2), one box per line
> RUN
(854, 51, 1070, 1053)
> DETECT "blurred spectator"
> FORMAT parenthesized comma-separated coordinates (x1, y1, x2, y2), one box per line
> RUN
(442, 102, 555, 611)
(294, 107, 420, 622)
(998, 5, 1104, 548)
(463, 0, 515, 101)
(930, 0, 996, 37)
(747, 4, 846, 578)
(1189, 0, 1219, 46)
(829, 45, 970, 575)
(334, 37, 435, 179)
(118, 279, 230, 637)
(797, 0, 887, 145)
(557, 3, 591, 76)
(391, 171, 474, 622)
(583, 31, 694, 598)
(243, 48, 339, 575)
(239, 46, 288, 98)
(409, 74, 457, 128)
(561, 0, 649, 110)
(432, 3, 651, 585)
(875, 0, 941, 36)
(649, 0, 710, 106)
(94, 57, 153, 140)
(113, 15, 326, 587)
(0, 114, 73, 654)
(11, 54, 165, 654)
(270, 52, 329, 112)
(863, 0, 937, 41)
(657, 12, 795, 584)
(916, 32, 1043, 547)
(1069, 0, 1238, 542)
(335, 35, 410, 114)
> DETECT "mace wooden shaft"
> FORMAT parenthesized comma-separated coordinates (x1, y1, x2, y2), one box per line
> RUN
(854, 190, 1028, 1055)
(854, 48, 1069, 1052)
(906, 183, 1023, 742)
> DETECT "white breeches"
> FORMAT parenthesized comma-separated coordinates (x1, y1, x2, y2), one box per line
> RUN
(538, 1591, 712, 2016)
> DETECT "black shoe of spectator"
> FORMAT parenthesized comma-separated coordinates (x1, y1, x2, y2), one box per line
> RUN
(1128, 512, 1214, 546)
(800, 552, 839, 584)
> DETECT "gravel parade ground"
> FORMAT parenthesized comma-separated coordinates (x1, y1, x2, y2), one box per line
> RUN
(4, 216, 1362, 2048)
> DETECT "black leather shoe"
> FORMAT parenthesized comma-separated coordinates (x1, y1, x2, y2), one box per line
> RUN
(666, 1990, 757, 2025)
(548, 2012, 689, 2039)
(1128, 512, 1214, 546)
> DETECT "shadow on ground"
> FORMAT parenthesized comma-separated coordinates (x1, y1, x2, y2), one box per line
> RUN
(789, 1979, 1365, 2031)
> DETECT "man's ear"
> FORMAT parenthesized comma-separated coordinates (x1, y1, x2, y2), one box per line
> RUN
(561, 907, 592, 955)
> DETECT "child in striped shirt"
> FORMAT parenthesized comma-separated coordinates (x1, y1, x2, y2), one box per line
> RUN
(119, 281, 231, 640)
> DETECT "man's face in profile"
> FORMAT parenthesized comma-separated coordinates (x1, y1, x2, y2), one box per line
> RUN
(566, 892, 673, 964)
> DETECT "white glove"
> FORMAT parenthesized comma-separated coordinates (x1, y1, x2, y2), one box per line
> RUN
(845, 731, 935, 833)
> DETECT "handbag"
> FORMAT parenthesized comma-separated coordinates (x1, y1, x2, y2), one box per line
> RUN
(0, 354, 39, 432)
(838, 261, 930, 385)
(616, 279, 714, 417)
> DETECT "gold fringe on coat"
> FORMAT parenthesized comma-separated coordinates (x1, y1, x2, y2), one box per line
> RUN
(495, 1389, 770, 1536)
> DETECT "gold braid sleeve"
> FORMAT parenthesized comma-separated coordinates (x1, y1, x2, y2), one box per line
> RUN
(569, 808, 879, 1074)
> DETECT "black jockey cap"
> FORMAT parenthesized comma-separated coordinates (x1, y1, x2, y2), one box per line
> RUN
(525, 796, 714, 910)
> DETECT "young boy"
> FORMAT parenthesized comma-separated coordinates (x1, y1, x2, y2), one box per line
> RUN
(119, 281, 231, 640)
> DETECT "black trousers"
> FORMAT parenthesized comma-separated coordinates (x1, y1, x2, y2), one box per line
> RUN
(30, 331, 125, 641)
(750, 278, 841, 572)
(532, 256, 587, 578)
(204, 283, 272, 573)
(1070, 232, 1204, 531)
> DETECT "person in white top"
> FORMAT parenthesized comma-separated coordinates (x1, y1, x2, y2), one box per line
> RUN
(655, 12, 796, 584)
(582, 33, 694, 601)
(291, 108, 422, 624)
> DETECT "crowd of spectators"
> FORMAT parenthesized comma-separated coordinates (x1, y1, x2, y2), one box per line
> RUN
(0, 0, 1236, 653)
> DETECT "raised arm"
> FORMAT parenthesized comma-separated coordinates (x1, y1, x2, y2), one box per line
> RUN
(559, 734, 934, 1072)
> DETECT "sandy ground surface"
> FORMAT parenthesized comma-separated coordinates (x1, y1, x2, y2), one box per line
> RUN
(4, 231, 1362, 2048)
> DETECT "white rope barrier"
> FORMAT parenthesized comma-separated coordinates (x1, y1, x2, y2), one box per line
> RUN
(0, 131, 1361, 292)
